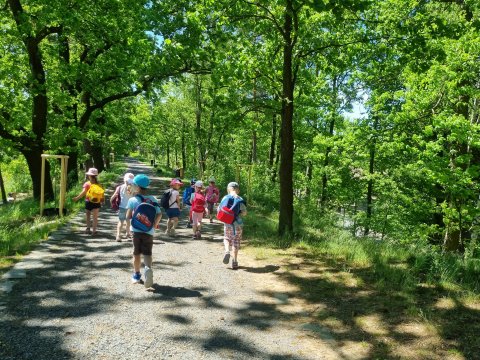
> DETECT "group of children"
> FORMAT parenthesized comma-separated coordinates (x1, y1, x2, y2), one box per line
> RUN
(73, 167, 247, 289)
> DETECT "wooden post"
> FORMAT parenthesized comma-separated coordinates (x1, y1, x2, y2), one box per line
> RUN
(40, 154, 69, 216)
(40, 155, 46, 215)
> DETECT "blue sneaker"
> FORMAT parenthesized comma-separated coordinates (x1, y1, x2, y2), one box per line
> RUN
(144, 267, 153, 288)
(131, 272, 141, 284)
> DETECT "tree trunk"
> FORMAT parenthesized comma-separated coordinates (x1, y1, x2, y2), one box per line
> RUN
(0, 166, 7, 204)
(166, 144, 170, 168)
(269, 113, 277, 167)
(251, 130, 257, 163)
(320, 117, 336, 207)
(181, 119, 187, 171)
(23, 149, 54, 200)
(194, 75, 206, 173)
(67, 150, 79, 189)
(278, 0, 295, 236)
(364, 116, 378, 236)
(8, 0, 54, 201)
(305, 160, 312, 197)
(91, 142, 105, 173)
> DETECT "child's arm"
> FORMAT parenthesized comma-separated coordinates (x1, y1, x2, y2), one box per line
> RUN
(153, 212, 162, 229)
(73, 188, 87, 202)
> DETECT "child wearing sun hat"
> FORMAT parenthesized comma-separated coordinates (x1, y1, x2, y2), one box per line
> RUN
(73, 167, 104, 236)
(165, 178, 183, 237)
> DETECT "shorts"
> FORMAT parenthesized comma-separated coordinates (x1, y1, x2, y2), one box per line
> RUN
(224, 225, 243, 249)
(85, 201, 101, 211)
(118, 207, 128, 221)
(166, 208, 181, 218)
(191, 211, 204, 226)
(207, 201, 215, 214)
(132, 232, 153, 255)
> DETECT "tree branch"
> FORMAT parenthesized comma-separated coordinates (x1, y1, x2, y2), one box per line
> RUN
(238, 0, 285, 37)
(34, 25, 62, 44)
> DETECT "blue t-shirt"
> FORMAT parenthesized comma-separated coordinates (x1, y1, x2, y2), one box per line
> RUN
(127, 194, 161, 235)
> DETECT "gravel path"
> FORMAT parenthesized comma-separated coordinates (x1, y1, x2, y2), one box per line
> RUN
(0, 159, 337, 360)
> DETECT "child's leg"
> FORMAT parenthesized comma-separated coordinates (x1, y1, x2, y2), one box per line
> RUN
(224, 226, 233, 253)
(232, 226, 243, 262)
(172, 216, 179, 230)
(133, 254, 141, 273)
(116, 220, 123, 239)
(126, 218, 131, 236)
(91, 208, 100, 233)
(85, 210, 91, 230)
(143, 255, 152, 268)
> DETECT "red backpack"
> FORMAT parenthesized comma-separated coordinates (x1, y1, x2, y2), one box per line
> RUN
(191, 192, 206, 213)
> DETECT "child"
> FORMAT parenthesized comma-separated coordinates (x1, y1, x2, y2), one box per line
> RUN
(73, 167, 104, 235)
(182, 178, 196, 228)
(205, 177, 219, 223)
(190, 180, 208, 239)
(111, 172, 134, 242)
(218, 182, 247, 270)
(165, 178, 183, 237)
(126, 174, 162, 288)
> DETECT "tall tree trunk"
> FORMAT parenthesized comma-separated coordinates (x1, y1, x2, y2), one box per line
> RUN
(8, 0, 55, 200)
(320, 117, 336, 207)
(23, 149, 54, 201)
(67, 150, 79, 189)
(194, 75, 206, 173)
(91, 142, 105, 173)
(269, 113, 277, 167)
(0, 166, 7, 204)
(166, 144, 170, 168)
(278, 0, 295, 236)
(364, 116, 378, 236)
(305, 160, 312, 197)
(181, 119, 187, 171)
(251, 130, 257, 163)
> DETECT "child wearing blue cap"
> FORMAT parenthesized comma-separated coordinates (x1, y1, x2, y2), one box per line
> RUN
(126, 174, 162, 288)
(218, 182, 247, 270)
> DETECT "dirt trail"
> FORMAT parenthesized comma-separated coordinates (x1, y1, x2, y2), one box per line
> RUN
(0, 159, 338, 360)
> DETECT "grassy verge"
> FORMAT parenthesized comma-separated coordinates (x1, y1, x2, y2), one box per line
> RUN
(244, 209, 480, 296)
(243, 209, 480, 358)
(0, 162, 126, 274)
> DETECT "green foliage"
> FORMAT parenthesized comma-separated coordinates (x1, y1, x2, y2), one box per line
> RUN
(1, 157, 32, 193)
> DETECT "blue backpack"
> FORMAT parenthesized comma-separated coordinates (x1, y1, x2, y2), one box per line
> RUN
(182, 186, 194, 206)
(131, 195, 159, 232)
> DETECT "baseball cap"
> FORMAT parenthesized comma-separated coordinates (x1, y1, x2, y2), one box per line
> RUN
(133, 174, 150, 188)
(227, 182, 239, 189)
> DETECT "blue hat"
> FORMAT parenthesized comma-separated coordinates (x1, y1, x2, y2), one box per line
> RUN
(227, 182, 239, 189)
(133, 174, 150, 188)
(190, 178, 197, 185)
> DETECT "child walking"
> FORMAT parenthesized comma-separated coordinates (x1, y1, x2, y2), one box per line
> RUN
(205, 177, 219, 223)
(111, 172, 134, 242)
(218, 182, 247, 270)
(165, 178, 183, 237)
(190, 180, 208, 239)
(126, 174, 162, 288)
(182, 178, 196, 228)
(73, 167, 104, 235)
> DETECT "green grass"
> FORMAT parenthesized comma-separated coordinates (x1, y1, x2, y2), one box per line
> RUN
(244, 208, 480, 296)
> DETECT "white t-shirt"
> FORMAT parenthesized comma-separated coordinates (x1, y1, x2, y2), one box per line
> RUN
(169, 189, 179, 208)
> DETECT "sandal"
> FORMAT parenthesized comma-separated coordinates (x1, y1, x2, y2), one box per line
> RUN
(85, 228, 91, 234)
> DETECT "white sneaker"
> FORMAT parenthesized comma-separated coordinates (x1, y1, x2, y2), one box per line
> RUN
(144, 266, 153, 288)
